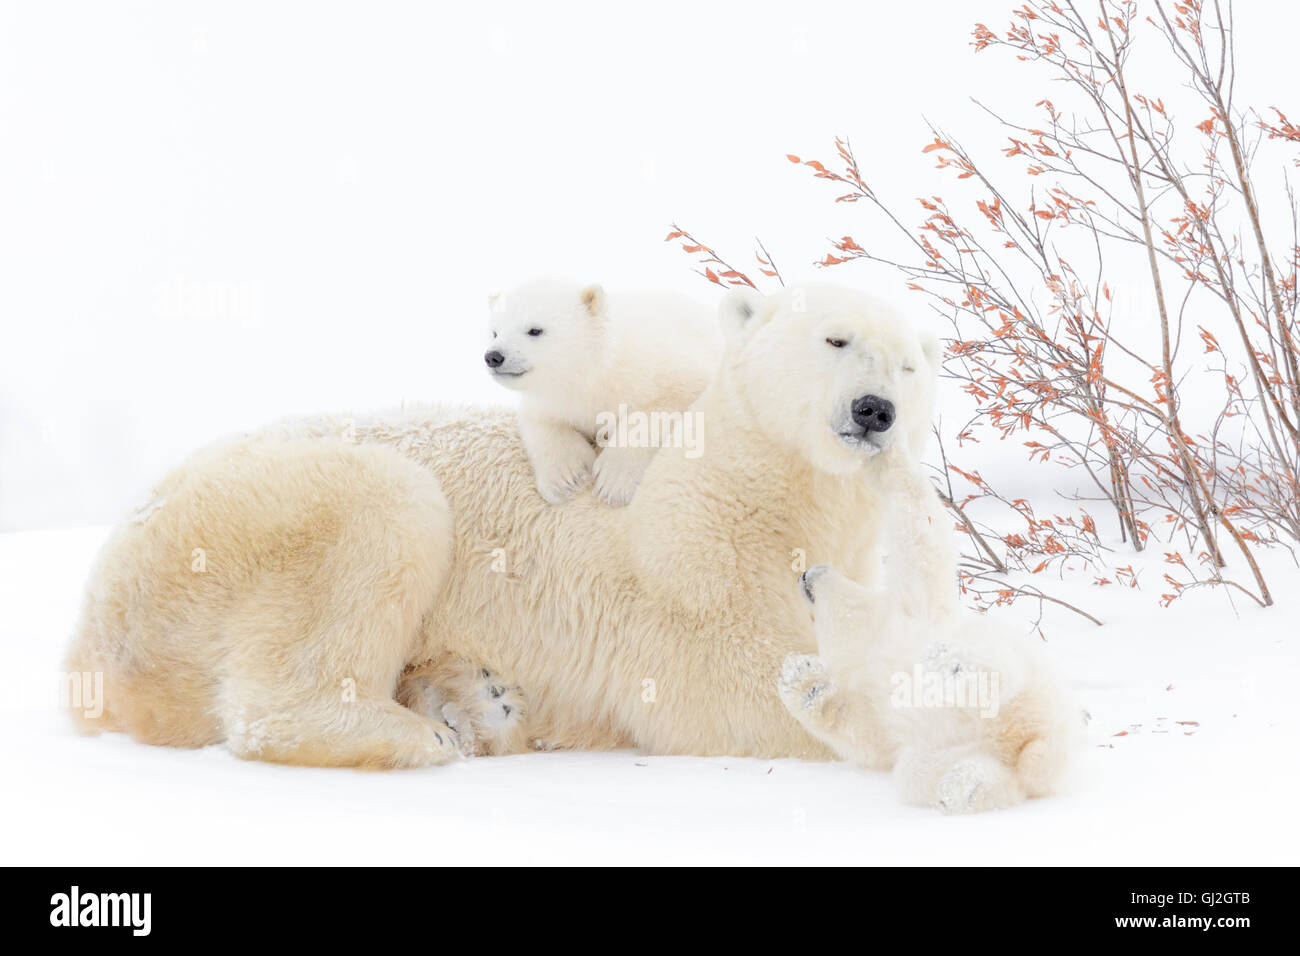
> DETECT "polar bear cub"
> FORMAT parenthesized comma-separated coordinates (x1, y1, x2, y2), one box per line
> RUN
(485, 278, 722, 505)
(779, 560, 1078, 813)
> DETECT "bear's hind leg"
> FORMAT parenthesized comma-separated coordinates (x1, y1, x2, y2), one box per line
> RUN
(222, 690, 462, 769)
(212, 439, 458, 769)
(893, 743, 1026, 814)
(215, 576, 461, 769)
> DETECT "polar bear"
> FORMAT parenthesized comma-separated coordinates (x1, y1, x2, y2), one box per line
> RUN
(485, 279, 721, 505)
(395, 656, 527, 757)
(779, 560, 1077, 813)
(65, 282, 1073, 811)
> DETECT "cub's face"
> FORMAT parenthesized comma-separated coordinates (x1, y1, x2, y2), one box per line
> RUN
(721, 284, 941, 475)
(484, 280, 607, 394)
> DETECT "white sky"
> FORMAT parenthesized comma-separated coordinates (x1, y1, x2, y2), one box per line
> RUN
(3, 0, 1298, 530)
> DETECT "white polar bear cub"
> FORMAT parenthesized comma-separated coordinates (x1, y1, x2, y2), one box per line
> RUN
(780, 554, 1079, 813)
(485, 278, 722, 505)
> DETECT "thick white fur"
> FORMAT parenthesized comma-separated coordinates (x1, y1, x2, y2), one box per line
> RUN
(67, 438, 462, 768)
(486, 278, 721, 505)
(66, 282, 1073, 810)
(778, 470, 1078, 812)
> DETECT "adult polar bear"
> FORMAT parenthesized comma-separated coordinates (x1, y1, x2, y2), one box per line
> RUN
(67, 283, 1059, 807)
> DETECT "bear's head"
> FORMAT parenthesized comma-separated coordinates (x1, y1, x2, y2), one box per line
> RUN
(483, 278, 608, 393)
(717, 283, 941, 475)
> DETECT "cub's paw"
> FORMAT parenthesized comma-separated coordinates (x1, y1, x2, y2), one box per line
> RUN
(592, 446, 651, 507)
(397, 673, 447, 719)
(396, 663, 525, 757)
(918, 640, 980, 678)
(533, 444, 596, 504)
(445, 668, 526, 757)
(933, 754, 1022, 814)
(778, 653, 832, 714)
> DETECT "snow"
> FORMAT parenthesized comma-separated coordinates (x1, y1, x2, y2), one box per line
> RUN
(3, 0, 1299, 865)
(3, 523, 1296, 865)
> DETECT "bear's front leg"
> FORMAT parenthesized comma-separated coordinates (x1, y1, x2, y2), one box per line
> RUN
(592, 444, 657, 506)
(799, 563, 897, 673)
(518, 413, 596, 504)
(893, 743, 1026, 814)
(777, 564, 908, 769)
(874, 453, 961, 618)
(777, 653, 895, 770)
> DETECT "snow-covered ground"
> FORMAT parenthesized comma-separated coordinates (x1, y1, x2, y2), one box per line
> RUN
(2, 522, 1296, 866)
(3, 0, 1298, 868)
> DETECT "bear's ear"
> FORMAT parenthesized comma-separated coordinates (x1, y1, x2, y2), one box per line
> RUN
(920, 329, 943, 374)
(580, 285, 606, 319)
(718, 287, 770, 349)
(487, 290, 503, 312)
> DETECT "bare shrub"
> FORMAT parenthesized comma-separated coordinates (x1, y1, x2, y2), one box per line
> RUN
(670, 0, 1299, 615)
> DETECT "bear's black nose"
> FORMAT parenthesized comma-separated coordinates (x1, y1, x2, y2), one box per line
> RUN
(484, 350, 505, 368)
(851, 394, 895, 433)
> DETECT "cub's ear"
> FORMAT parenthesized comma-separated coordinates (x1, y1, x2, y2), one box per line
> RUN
(580, 284, 606, 318)
(487, 290, 503, 311)
(718, 287, 769, 349)
(919, 329, 943, 373)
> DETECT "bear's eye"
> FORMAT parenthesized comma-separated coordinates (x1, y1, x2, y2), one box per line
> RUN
(826, 337, 848, 349)
(903, 364, 917, 373)
(491, 331, 498, 339)
(527, 328, 544, 337)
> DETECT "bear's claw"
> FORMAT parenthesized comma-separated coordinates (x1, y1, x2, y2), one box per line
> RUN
(778, 653, 831, 713)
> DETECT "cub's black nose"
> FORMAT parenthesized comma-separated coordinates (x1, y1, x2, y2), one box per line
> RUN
(484, 350, 505, 368)
(851, 395, 895, 433)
